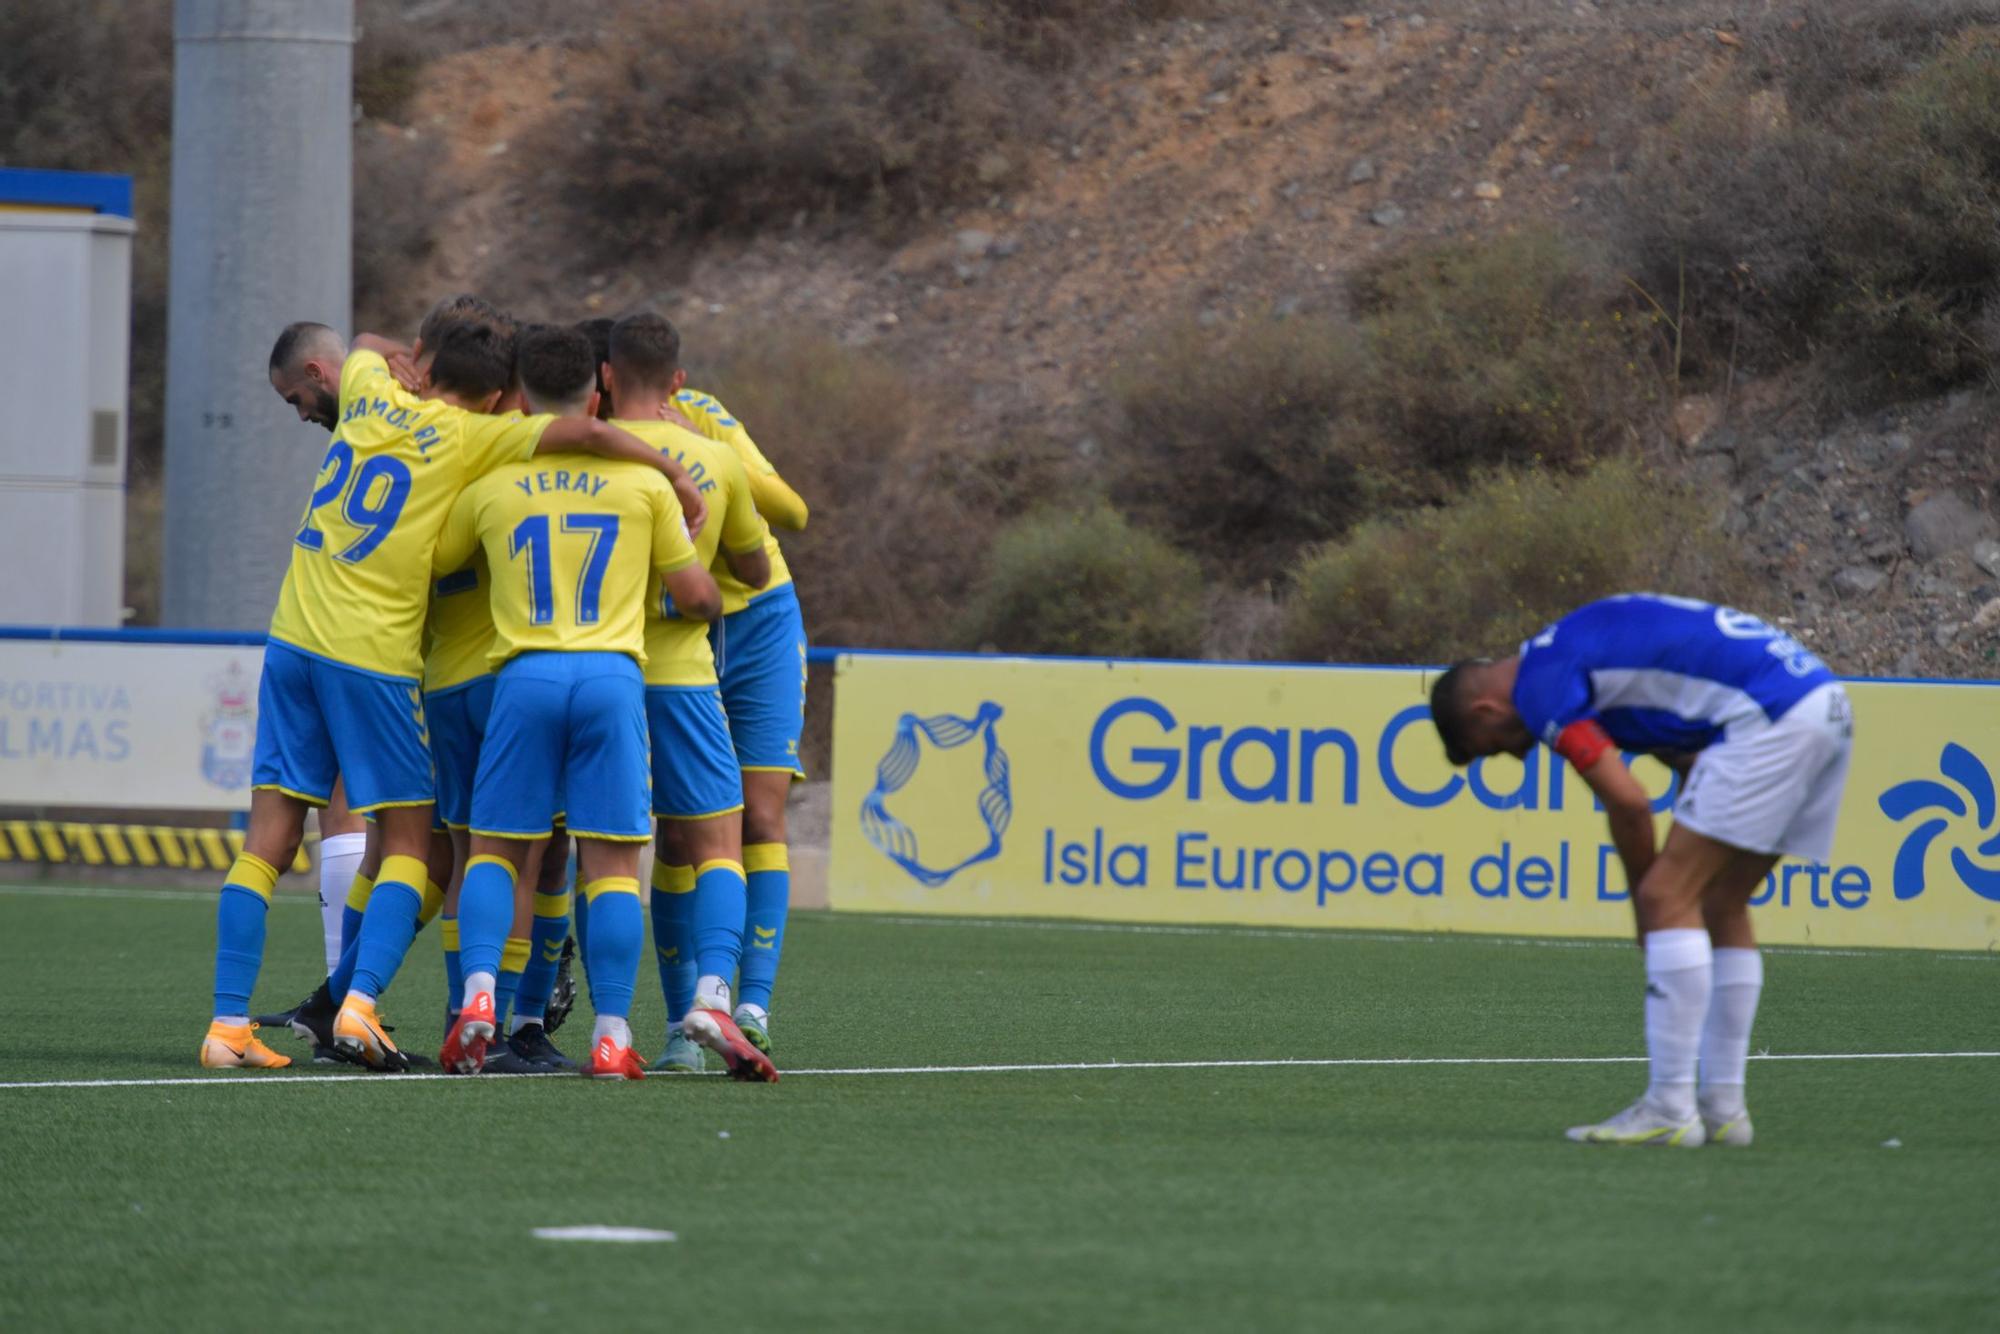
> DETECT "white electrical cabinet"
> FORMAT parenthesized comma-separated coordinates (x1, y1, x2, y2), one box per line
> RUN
(0, 169, 134, 627)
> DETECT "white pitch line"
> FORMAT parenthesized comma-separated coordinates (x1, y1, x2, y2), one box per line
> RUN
(0, 1050, 1995, 1092)
(4, 882, 1995, 961)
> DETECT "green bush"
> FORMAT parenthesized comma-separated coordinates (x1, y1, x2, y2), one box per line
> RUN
(957, 506, 1206, 658)
(1105, 316, 1366, 570)
(1353, 229, 1663, 474)
(1278, 458, 1744, 666)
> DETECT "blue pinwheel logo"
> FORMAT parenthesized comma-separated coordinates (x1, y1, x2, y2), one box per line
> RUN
(861, 703, 1012, 887)
(1877, 744, 2000, 902)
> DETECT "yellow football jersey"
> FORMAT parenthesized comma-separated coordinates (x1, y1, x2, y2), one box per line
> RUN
(612, 419, 769, 686)
(674, 387, 809, 532)
(267, 350, 551, 680)
(422, 549, 496, 694)
(432, 452, 699, 669)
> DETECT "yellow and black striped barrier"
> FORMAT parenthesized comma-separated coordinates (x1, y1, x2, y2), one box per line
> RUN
(0, 821, 312, 873)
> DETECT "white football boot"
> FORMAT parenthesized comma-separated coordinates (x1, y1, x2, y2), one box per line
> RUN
(1566, 1097, 1707, 1147)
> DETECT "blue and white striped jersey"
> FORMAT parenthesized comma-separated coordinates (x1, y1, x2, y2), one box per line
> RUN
(1513, 595, 1835, 754)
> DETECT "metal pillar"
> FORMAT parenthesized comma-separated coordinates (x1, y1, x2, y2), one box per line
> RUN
(163, 0, 352, 629)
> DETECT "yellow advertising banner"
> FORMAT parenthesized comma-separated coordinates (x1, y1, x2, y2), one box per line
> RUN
(829, 652, 2000, 951)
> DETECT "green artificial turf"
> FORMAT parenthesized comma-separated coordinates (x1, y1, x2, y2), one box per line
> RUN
(0, 884, 1994, 1332)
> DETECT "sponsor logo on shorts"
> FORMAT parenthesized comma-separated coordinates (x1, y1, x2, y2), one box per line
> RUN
(1878, 744, 2000, 902)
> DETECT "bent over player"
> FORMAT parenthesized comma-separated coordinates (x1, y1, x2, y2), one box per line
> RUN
(431, 324, 728, 1079)
(1428, 594, 1853, 1147)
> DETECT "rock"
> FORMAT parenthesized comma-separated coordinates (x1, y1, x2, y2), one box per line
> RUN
(1296, 203, 1322, 222)
(1974, 539, 2000, 578)
(1865, 539, 1903, 563)
(955, 229, 994, 258)
(1832, 567, 1886, 598)
(1895, 649, 1922, 675)
(1550, 163, 1572, 179)
(1274, 293, 1304, 319)
(1974, 597, 2000, 632)
(975, 150, 1013, 185)
(1933, 622, 1959, 648)
(1905, 492, 1998, 562)
(1347, 157, 1376, 185)
(1472, 180, 1502, 201)
(1370, 203, 1406, 227)
(991, 235, 1020, 259)
(1672, 395, 1723, 448)
(875, 311, 900, 329)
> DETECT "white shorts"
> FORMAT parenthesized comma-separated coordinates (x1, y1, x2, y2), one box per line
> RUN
(1673, 682, 1854, 862)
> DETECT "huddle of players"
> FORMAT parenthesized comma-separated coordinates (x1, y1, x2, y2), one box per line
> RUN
(201, 296, 810, 1082)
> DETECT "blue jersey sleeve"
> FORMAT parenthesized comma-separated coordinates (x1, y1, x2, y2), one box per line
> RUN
(1512, 647, 1596, 747)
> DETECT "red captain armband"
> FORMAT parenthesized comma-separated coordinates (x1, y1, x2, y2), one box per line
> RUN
(1552, 720, 1614, 772)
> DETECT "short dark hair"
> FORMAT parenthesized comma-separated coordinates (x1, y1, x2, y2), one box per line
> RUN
(427, 321, 517, 401)
(419, 293, 510, 351)
(574, 317, 615, 395)
(608, 311, 682, 387)
(516, 323, 598, 407)
(1428, 660, 1485, 767)
(269, 321, 338, 372)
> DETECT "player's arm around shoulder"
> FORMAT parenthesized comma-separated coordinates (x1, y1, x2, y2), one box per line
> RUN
(649, 477, 722, 622)
(683, 389, 809, 532)
(337, 336, 419, 422)
(714, 449, 772, 589)
(537, 417, 709, 538)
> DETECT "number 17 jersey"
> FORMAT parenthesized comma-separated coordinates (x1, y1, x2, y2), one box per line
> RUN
(432, 452, 700, 670)
(267, 350, 553, 681)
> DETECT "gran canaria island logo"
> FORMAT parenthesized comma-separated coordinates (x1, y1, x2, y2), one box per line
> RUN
(860, 703, 1011, 887)
(1878, 743, 2000, 902)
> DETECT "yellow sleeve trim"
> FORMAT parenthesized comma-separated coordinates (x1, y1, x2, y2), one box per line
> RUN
(500, 936, 532, 971)
(694, 858, 746, 882)
(378, 854, 431, 892)
(418, 879, 446, 926)
(345, 874, 376, 912)
(533, 890, 572, 918)
(743, 843, 790, 873)
(440, 919, 461, 950)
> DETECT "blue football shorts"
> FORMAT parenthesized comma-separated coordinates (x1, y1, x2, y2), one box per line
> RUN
(471, 651, 650, 841)
(425, 674, 495, 831)
(252, 639, 434, 813)
(646, 684, 744, 819)
(710, 582, 807, 779)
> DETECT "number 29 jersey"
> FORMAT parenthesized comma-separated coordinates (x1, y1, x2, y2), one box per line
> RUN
(267, 350, 551, 681)
(431, 452, 700, 671)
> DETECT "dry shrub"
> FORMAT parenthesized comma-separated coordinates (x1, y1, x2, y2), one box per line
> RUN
(561, 0, 1022, 253)
(1353, 229, 1663, 474)
(1279, 458, 1746, 666)
(1623, 19, 2000, 401)
(949, 0, 1203, 67)
(1105, 316, 1366, 571)
(955, 506, 1206, 658)
(352, 126, 452, 333)
(692, 328, 983, 648)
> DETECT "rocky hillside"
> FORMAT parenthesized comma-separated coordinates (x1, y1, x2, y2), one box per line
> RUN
(369, 0, 1999, 677)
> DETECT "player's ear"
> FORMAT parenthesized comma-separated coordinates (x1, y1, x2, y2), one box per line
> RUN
(584, 388, 602, 419)
(669, 367, 686, 395)
(475, 389, 503, 414)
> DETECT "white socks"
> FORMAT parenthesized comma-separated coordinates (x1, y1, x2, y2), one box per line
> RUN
(1642, 928, 1713, 1120)
(508, 1013, 542, 1037)
(1698, 948, 1763, 1119)
(463, 970, 496, 1013)
(593, 1015, 632, 1047)
(696, 975, 732, 1013)
(318, 831, 367, 972)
